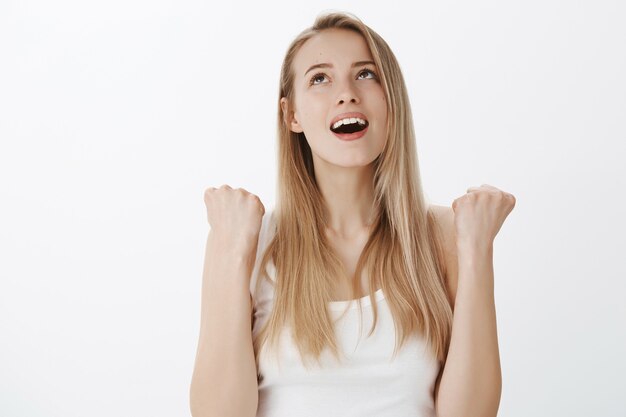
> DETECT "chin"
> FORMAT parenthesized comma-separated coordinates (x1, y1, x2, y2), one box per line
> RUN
(325, 154, 380, 168)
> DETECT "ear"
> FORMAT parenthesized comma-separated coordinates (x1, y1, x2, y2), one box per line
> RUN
(280, 97, 303, 133)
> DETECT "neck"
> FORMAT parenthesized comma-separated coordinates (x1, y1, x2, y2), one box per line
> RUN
(312, 155, 377, 239)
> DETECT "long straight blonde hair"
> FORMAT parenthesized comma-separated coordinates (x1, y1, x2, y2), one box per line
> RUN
(252, 11, 453, 390)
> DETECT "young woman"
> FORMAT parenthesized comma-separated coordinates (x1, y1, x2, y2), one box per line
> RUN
(191, 11, 515, 417)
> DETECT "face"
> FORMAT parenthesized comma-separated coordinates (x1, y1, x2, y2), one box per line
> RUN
(281, 28, 388, 169)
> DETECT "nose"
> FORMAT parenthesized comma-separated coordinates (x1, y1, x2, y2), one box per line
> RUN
(336, 80, 360, 105)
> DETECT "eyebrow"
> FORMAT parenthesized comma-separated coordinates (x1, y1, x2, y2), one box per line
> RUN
(304, 60, 376, 77)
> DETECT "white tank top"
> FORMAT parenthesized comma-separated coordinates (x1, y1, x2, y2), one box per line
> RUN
(250, 208, 441, 417)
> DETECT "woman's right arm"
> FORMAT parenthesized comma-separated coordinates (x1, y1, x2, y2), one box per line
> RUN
(189, 185, 264, 417)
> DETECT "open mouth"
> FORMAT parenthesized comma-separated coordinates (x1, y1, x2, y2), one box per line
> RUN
(330, 119, 369, 134)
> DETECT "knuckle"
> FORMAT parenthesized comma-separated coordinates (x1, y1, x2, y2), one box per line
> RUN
(203, 187, 215, 200)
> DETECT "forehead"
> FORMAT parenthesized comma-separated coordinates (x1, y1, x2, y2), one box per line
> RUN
(293, 29, 373, 75)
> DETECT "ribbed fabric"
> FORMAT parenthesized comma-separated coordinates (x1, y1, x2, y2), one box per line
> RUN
(250, 208, 441, 417)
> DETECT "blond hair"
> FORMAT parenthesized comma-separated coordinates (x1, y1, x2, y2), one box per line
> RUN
(252, 11, 453, 391)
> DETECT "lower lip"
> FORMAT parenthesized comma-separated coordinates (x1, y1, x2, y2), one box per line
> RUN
(332, 125, 368, 141)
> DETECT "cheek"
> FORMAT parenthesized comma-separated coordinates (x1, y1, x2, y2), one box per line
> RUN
(296, 97, 316, 122)
(303, 107, 327, 131)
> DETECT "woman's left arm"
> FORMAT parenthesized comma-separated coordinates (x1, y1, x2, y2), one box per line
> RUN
(435, 184, 516, 417)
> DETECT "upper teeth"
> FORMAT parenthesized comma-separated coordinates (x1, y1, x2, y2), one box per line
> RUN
(332, 117, 367, 129)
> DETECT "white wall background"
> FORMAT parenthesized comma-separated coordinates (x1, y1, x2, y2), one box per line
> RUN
(1, 0, 624, 416)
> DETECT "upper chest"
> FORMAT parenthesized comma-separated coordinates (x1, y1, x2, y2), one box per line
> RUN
(323, 209, 457, 307)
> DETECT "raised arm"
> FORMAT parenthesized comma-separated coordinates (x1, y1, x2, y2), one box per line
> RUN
(434, 185, 515, 417)
(189, 185, 265, 417)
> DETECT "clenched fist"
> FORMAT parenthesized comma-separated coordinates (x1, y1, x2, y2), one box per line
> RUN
(203, 185, 265, 254)
(452, 183, 516, 251)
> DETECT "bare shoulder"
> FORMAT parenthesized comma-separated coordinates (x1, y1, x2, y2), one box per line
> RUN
(427, 204, 458, 310)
